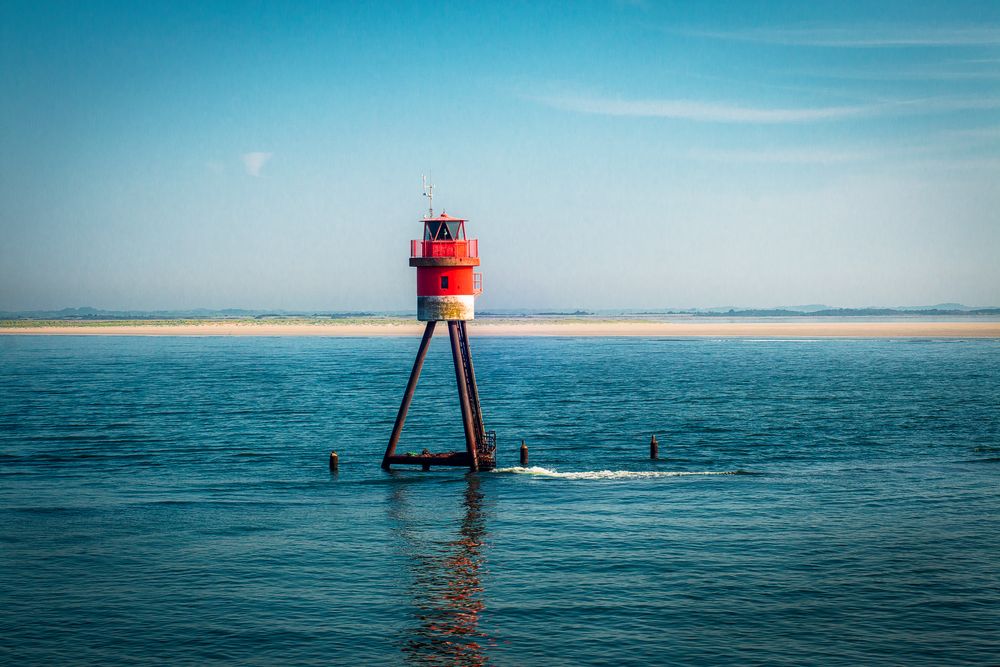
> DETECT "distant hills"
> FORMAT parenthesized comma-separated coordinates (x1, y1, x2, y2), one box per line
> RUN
(645, 303, 992, 315)
(0, 307, 391, 320)
(635, 304, 1000, 317)
(685, 307, 1000, 317)
(2, 304, 999, 320)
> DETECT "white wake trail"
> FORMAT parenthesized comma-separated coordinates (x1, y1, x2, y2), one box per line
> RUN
(492, 466, 746, 480)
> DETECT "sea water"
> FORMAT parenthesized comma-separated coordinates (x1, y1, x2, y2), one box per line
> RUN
(1, 335, 998, 665)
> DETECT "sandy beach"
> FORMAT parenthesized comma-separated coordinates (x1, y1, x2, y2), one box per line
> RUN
(2, 320, 998, 338)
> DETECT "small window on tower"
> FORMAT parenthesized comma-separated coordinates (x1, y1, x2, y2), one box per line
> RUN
(441, 276, 449, 289)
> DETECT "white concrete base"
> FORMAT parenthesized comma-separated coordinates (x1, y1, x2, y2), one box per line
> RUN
(417, 295, 475, 321)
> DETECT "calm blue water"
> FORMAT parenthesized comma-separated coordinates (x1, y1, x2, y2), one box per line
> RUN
(1, 335, 998, 665)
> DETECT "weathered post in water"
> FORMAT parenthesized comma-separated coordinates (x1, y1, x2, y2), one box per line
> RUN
(520, 440, 529, 466)
(650, 435, 659, 460)
(329, 451, 339, 473)
(379, 183, 496, 473)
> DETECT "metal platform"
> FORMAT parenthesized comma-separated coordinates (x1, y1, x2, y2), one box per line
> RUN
(385, 452, 471, 467)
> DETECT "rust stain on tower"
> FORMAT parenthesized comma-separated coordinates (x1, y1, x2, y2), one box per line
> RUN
(381, 183, 496, 472)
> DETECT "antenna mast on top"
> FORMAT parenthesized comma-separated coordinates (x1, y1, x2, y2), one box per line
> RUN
(422, 175, 434, 218)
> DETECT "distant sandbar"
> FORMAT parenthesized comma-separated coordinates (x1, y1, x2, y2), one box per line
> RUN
(2, 319, 998, 338)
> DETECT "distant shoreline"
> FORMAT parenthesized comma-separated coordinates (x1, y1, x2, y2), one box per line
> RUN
(2, 319, 999, 338)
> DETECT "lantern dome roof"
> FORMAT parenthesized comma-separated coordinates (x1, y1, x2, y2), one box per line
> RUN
(422, 211, 466, 222)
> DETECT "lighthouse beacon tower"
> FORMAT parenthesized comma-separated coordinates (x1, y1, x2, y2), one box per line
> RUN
(381, 183, 495, 472)
(411, 212, 482, 320)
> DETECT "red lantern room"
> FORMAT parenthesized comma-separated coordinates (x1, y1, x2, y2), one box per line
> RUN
(409, 212, 483, 321)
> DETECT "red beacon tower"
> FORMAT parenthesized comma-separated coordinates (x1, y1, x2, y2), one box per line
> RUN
(381, 183, 496, 472)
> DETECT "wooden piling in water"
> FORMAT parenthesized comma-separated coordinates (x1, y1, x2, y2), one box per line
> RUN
(329, 451, 339, 473)
(650, 435, 659, 460)
(520, 440, 529, 467)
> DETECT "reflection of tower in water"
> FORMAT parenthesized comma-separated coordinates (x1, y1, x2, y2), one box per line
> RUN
(388, 476, 493, 665)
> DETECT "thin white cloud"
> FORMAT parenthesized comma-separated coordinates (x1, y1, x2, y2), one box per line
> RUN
(944, 125, 1000, 140)
(242, 152, 273, 177)
(904, 156, 1000, 171)
(912, 97, 1000, 113)
(689, 147, 881, 165)
(681, 26, 1000, 48)
(538, 94, 870, 123)
(690, 135, 999, 166)
(536, 93, 1000, 124)
(801, 66, 1000, 81)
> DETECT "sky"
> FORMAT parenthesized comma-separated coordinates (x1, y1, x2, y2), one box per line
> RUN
(1, 0, 999, 312)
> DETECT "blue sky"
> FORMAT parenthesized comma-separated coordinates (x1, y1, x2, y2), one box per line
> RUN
(1, 0, 998, 311)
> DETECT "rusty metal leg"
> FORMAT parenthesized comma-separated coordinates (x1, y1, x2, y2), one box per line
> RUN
(460, 320, 494, 470)
(382, 321, 436, 470)
(448, 321, 479, 471)
(459, 320, 485, 439)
